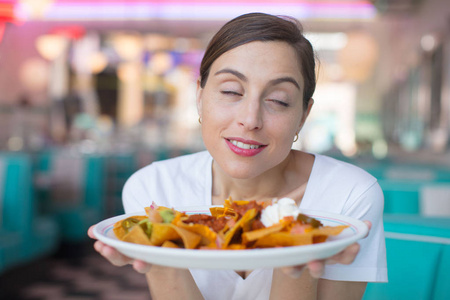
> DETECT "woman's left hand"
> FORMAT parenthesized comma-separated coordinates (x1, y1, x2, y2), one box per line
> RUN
(280, 220, 372, 278)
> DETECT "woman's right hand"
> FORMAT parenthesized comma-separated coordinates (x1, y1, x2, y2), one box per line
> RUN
(87, 225, 152, 273)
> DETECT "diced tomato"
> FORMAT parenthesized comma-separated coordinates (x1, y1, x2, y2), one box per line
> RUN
(290, 223, 312, 234)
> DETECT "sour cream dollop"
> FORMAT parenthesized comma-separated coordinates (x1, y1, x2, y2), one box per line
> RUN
(260, 198, 301, 227)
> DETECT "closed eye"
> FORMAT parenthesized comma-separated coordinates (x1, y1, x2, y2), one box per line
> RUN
(221, 91, 242, 96)
(270, 99, 289, 107)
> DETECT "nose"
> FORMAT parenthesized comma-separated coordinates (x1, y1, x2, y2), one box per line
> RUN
(237, 96, 263, 131)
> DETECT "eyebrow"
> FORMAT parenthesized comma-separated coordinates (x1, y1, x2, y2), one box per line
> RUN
(214, 68, 247, 82)
(214, 68, 300, 90)
(269, 77, 300, 90)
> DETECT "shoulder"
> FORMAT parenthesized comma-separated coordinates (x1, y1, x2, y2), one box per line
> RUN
(314, 154, 375, 177)
(313, 153, 378, 189)
(302, 153, 382, 215)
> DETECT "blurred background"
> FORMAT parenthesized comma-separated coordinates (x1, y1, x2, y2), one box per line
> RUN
(0, 0, 449, 299)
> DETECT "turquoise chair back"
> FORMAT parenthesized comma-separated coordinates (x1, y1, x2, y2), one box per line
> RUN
(83, 155, 106, 214)
(37, 151, 106, 242)
(379, 166, 435, 214)
(433, 244, 450, 300)
(0, 157, 5, 230)
(0, 153, 37, 272)
(105, 153, 137, 216)
(372, 163, 449, 215)
(40, 152, 106, 213)
(364, 215, 450, 300)
(380, 181, 420, 214)
(364, 238, 442, 300)
(0, 153, 34, 234)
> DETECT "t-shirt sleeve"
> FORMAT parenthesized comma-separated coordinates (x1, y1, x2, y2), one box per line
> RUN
(321, 181, 388, 282)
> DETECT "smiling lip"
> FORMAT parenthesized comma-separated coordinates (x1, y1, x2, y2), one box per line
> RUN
(225, 138, 267, 157)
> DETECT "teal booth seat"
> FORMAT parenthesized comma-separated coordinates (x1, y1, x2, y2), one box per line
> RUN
(433, 244, 450, 299)
(379, 180, 421, 214)
(364, 214, 450, 300)
(0, 153, 59, 274)
(104, 152, 137, 217)
(378, 166, 438, 215)
(365, 163, 450, 215)
(38, 151, 106, 242)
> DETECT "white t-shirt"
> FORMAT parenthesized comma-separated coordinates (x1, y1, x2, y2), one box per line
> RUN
(122, 151, 388, 300)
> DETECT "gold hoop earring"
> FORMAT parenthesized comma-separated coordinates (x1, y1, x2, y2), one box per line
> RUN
(293, 133, 299, 143)
(198, 117, 202, 124)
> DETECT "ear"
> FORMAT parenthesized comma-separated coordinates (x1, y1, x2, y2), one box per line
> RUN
(297, 98, 314, 132)
(196, 78, 203, 118)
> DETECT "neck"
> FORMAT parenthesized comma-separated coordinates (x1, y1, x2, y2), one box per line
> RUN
(211, 152, 296, 205)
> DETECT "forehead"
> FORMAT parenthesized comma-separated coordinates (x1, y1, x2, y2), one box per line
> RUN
(210, 41, 304, 84)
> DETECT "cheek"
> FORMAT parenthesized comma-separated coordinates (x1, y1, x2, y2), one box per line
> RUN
(200, 104, 227, 141)
(202, 97, 234, 125)
(269, 113, 302, 138)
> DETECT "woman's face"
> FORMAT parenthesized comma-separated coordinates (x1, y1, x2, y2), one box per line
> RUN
(197, 41, 312, 179)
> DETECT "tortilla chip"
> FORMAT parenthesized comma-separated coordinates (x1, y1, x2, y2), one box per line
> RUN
(176, 220, 217, 247)
(113, 216, 147, 240)
(309, 225, 348, 244)
(241, 223, 285, 244)
(253, 232, 313, 248)
(309, 225, 348, 236)
(161, 240, 181, 248)
(224, 198, 250, 208)
(209, 207, 236, 218)
(150, 223, 181, 246)
(122, 225, 153, 245)
(223, 208, 257, 248)
(150, 223, 203, 249)
(313, 235, 328, 243)
(225, 244, 246, 250)
(170, 225, 202, 249)
(171, 211, 186, 225)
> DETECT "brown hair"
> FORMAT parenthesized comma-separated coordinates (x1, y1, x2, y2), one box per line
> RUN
(199, 12, 316, 109)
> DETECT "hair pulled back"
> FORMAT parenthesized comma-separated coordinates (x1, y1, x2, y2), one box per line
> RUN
(199, 12, 316, 109)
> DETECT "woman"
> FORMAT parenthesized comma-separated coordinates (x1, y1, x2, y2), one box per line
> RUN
(89, 12, 387, 299)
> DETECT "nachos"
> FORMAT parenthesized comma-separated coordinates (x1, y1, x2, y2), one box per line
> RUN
(113, 198, 348, 250)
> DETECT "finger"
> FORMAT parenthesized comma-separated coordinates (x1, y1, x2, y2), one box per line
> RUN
(363, 220, 372, 238)
(364, 220, 372, 230)
(94, 240, 104, 253)
(280, 265, 306, 278)
(133, 260, 153, 274)
(87, 225, 96, 239)
(306, 260, 325, 278)
(328, 243, 360, 265)
(100, 244, 133, 267)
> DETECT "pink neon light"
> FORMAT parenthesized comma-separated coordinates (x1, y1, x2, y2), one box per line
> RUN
(17, 1, 376, 21)
(54, 0, 373, 4)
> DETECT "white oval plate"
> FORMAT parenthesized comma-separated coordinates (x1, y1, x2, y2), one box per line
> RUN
(93, 207, 368, 270)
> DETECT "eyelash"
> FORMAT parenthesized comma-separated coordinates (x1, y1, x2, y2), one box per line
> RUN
(270, 99, 289, 107)
(221, 91, 289, 107)
(221, 91, 242, 96)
